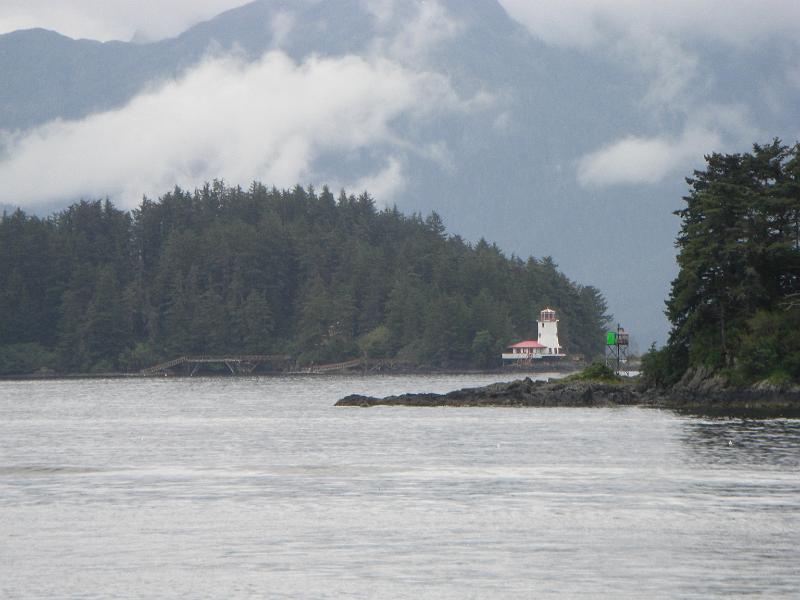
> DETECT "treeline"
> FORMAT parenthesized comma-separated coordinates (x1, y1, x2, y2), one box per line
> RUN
(0, 182, 609, 374)
(643, 140, 800, 386)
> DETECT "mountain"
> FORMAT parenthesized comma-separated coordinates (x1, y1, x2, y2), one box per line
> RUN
(1, 0, 797, 347)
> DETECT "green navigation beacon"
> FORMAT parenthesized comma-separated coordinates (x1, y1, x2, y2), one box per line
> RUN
(605, 325, 630, 375)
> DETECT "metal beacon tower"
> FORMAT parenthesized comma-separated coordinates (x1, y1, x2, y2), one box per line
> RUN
(605, 324, 629, 375)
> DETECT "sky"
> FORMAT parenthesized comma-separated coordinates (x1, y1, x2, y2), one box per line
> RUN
(3, 0, 800, 45)
(2, 0, 797, 200)
(0, 51, 477, 204)
(0, 0, 490, 206)
(1, 0, 799, 346)
(502, 0, 800, 188)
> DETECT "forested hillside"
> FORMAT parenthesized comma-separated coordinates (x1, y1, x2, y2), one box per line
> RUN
(643, 140, 800, 386)
(0, 182, 609, 374)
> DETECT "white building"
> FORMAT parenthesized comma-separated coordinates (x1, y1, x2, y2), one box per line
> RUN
(537, 308, 563, 356)
(502, 340, 547, 360)
(501, 308, 566, 362)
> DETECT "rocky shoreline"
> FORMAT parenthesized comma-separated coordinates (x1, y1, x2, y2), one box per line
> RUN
(336, 374, 800, 417)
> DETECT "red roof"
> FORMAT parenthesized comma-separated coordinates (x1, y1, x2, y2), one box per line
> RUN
(508, 340, 545, 349)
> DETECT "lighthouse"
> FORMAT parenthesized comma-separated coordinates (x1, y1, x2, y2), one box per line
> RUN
(501, 307, 566, 363)
(537, 308, 563, 356)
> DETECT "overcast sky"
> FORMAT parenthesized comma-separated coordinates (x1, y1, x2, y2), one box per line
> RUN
(1, 0, 798, 201)
(0, 50, 482, 205)
(2, 0, 798, 346)
(3, 0, 800, 45)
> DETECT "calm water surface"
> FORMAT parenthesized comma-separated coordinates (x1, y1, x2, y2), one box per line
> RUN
(1, 373, 799, 598)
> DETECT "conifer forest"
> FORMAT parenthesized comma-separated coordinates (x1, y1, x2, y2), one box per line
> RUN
(643, 140, 800, 386)
(0, 182, 610, 374)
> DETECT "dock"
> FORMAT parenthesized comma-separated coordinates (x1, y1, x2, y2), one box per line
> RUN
(140, 355, 291, 377)
(139, 355, 370, 377)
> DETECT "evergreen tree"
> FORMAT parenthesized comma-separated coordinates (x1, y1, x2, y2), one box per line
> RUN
(0, 181, 610, 373)
(647, 140, 800, 386)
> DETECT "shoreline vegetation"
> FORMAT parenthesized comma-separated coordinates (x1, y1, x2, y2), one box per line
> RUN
(340, 140, 800, 415)
(0, 182, 608, 377)
(640, 140, 800, 390)
(3, 139, 796, 394)
(0, 360, 585, 381)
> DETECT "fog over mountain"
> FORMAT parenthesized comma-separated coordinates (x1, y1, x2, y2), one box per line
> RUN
(1, 0, 798, 346)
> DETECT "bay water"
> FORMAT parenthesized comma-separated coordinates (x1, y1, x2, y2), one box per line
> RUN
(1, 374, 799, 598)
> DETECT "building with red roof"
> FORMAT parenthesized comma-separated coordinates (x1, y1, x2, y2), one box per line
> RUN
(501, 308, 566, 363)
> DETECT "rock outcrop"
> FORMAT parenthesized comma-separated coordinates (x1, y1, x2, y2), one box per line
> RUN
(336, 377, 641, 408)
(336, 373, 800, 416)
(646, 367, 800, 415)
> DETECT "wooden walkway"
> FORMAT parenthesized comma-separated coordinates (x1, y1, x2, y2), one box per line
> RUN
(140, 355, 291, 377)
(139, 355, 369, 376)
(298, 358, 364, 374)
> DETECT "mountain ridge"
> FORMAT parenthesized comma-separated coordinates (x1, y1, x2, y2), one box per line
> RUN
(2, 0, 797, 346)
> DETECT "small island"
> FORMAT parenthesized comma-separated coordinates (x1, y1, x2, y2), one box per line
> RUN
(336, 363, 800, 416)
(337, 367, 640, 408)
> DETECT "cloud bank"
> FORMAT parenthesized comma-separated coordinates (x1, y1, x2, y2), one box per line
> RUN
(577, 129, 721, 187)
(369, 0, 463, 64)
(0, 50, 480, 208)
(0, 0, 251, 42)
(498, 0, 800, 188)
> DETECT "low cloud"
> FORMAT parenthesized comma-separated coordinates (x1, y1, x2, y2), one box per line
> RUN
(578, 128, 721, 187)
(496, 0, 799, 188)
(269, 11, 295, 49)
(0, 51, 481, 208)
(348, 157, 405, 200)
(387, 1, 462, 63)
(577, 102, 760, 188)
(630, 34, 700, 113)
(365, 0, 462, 65)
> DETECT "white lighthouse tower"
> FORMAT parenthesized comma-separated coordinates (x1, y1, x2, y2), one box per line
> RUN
(500, 307, 567, 363)
(538, 308, 564, 357)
